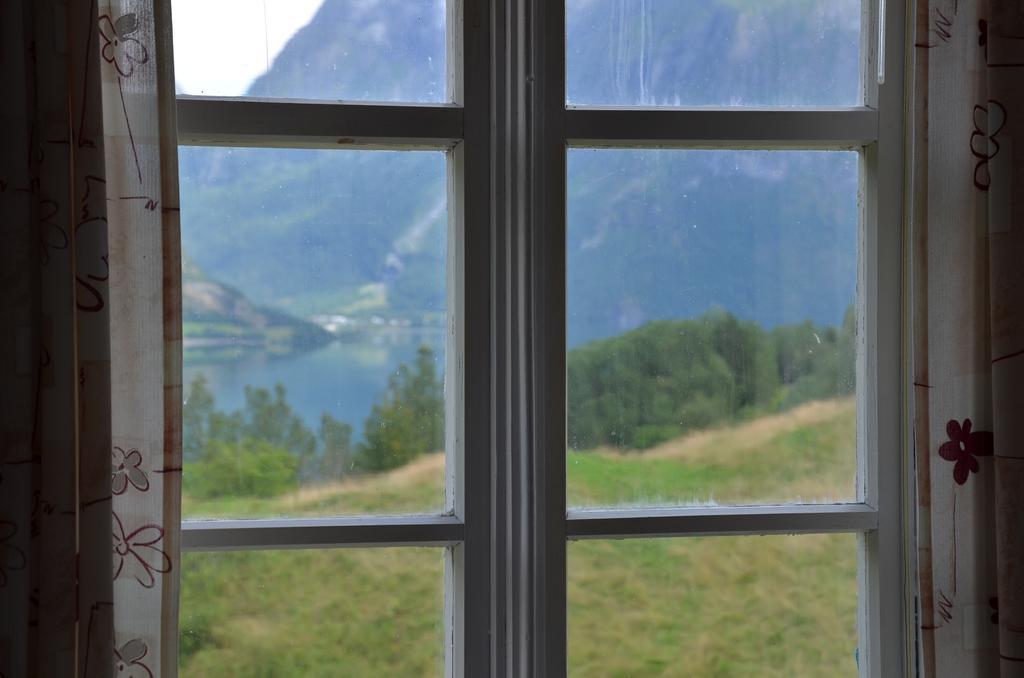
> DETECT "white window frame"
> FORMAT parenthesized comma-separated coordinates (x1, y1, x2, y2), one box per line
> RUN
(176, 0, 913, 675)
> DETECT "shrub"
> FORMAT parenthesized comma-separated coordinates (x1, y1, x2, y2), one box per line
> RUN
(185, 438, 299, 499)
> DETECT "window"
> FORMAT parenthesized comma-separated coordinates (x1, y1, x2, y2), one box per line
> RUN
(174, 0, 911, 675)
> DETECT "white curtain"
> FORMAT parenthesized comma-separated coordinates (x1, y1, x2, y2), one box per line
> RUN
(912, 0, 1024, 675)
(0, 1, 182, 675)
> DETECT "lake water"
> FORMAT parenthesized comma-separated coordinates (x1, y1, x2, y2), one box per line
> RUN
(183, 329, 446, 442)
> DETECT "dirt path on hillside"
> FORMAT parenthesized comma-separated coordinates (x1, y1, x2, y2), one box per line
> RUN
(278, 451, 446, 508)
(595, 398, 855, 463)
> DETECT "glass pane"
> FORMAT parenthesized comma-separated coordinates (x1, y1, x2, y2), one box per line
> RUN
(569, 534, 859, 677)
(567, 150, 858, 508)
(566, 0, 861, 107)
(171, 0, 447, 102)
(179, 147, 447, 518)
(180, 548, 445, 675)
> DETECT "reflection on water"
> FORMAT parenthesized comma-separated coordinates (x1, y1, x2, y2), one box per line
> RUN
(183, 328, 445, 442)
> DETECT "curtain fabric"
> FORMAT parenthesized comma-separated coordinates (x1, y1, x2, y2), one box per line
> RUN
(912, 0, 1024, 675)
(0, 1, 182, 676)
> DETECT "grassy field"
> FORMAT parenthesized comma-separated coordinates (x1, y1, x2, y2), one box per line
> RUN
(180, 398, 858, 676)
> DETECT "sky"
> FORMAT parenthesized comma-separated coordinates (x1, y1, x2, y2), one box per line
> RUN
(172, 0, 323, 95)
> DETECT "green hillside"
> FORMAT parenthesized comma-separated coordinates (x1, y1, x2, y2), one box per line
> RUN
(180, 399, 858, 676)
(179, 312, 859, 674)
(182, 256, 332, 359)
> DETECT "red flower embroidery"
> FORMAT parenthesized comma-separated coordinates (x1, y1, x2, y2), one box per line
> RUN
(112, 446, 149, 495)
(98, 14, 148, 78)
(939, 418, 994, 485)
(114, 638, 154, 678)
(0, 521, 27, 588)
(112, 513, 171, 588)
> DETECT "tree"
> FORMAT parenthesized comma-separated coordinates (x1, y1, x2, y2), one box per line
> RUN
(240, 383, 318, 479)
(183, 375, 334, 483)
(773, 306, 856, 409)
(318, 414, 354, 480)
(183, 374, 216, 462)
(568, 317, 736, 449)
(355, 345, 444, 471)
(566, 309, 854, 451)
(709, 310, 779, 412)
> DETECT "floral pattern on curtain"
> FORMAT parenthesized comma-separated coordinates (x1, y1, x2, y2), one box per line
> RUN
(913, 0, 1024, 675)
(0, 0, 182, 675)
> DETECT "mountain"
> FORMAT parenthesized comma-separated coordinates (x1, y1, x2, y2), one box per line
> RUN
(182, 256, 332, 355)
(245, 1, 446, 103)
(179, 0, 862, 347)
(566, 149, 858, 344)
(566, 0, 860, 107)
